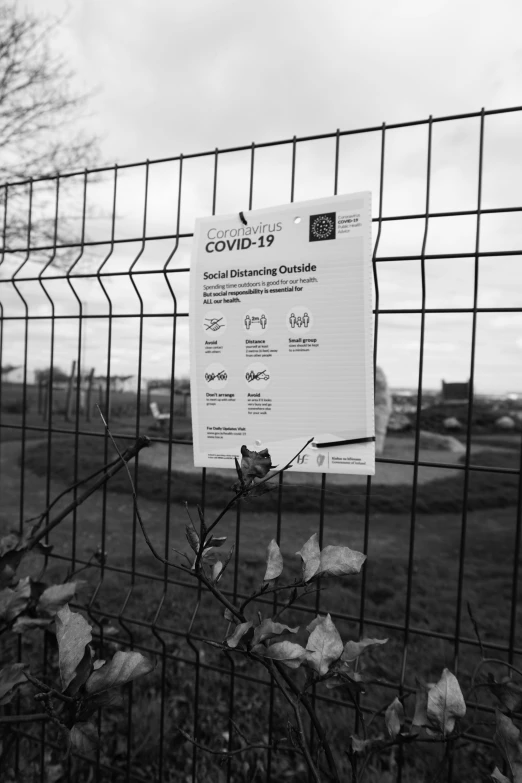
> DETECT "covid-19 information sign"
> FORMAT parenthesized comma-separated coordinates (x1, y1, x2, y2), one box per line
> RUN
(189, 192, 375, 474)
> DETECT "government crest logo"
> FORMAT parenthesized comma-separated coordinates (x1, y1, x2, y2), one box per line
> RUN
(309, 212, 336, 242)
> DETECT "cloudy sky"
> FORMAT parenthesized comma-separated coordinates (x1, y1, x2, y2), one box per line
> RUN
(2, 0, 522, 393)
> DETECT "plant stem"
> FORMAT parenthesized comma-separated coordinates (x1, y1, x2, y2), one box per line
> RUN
(177, 728, 288, 757)
(0, 713, 49, 724)
(24, 672, 75, 704)
(274, 662, 340, 782)
(292, 700, 323, 783)
(469, 657, 522, 695)
(29, 436, 151, 548)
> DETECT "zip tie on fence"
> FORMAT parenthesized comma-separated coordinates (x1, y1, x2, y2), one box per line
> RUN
(239, 211, 247, 225)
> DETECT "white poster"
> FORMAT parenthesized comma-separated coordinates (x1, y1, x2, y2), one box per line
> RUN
(189, 192, 375, 474)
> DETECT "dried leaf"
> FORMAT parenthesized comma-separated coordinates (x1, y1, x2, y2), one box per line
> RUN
(246, 482, 274, 498)
(234, 456, 245, 489)
(46, 763, 64, 783)
(351, 734, 376, 753)
(66, 647, 94, 696)
(488, 674, 522, 713)
(252, 618, 299, 647)
(38, 582, 83, 616)
(240, 445, 273, 483)
(427, 668, 466, 736)
(296, 534, 321, 583)
(0, 576, 31, 622)
(305, 614, 343, 676)
(494, 710, 522, 781)
(263, 540, 283, 582)
(0, 550, 24, 588)
(196, 505, 207, 539)
(78, 689, 124, 720)
(225, 621, 253, 649)
(11, 616, 52, 633)
(221, 545, 235, 575)
(85, 651, 154, 694)
(212, 561, 223, 583)
(185, 525, 200, 554)
(89, 689, 124, 709)
(411, 680, 429, 733)
(490, 768, 511, 783)
(55, 605, 93, 691)
(385, 697, 404, 739)
(0, 663, 27, 705)
(316, 545, 366, 579)
(0, 533, 20, 557)
(69, 722, 98, 756)
(306, 615, 326, 634)
(324, 669, 366, 693)
(224, 608, 235, 622)
(341, 637, 388, 663)
(206, 536, 227, 549)
(254, 640, 308, 669)
(15, 550, 46, 581)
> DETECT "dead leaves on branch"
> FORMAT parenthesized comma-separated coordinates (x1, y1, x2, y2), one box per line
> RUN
(296, 533, 366, 582)
(0, 663, 28, 705)
(0, 603, 155, 757)
(305, 614, 343, 676)
(55, 605, 93, 691)
(494, 710, 522, 783)
(252, 618, 299, 647)
(239, 445, 273, 486)
(385, 697, 405, 739)
(253, 640, 309, 670)
(263, 539, 284, 582)
(426, 669, 466, 736)
(84, 650, 154, 695)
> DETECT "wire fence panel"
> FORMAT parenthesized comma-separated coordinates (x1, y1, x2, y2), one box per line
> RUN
(0, 107, 522, 782)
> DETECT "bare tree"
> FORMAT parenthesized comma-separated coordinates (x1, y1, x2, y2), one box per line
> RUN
(0, 362, 18, 377)
(0, 3, 99, 257)
(0, 3, 97, 182)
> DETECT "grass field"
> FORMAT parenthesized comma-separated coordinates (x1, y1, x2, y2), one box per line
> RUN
(18, 430, 521, 514)
(1, 429, 521, 780)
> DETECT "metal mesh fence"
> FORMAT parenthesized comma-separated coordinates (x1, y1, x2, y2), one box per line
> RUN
(0, 106, 522, 781)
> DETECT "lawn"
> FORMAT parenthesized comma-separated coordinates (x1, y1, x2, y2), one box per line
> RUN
(18, 429, 521, 514)
(0, 431, 521, 781)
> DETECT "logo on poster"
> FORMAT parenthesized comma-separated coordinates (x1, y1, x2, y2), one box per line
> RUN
(309, 212, 336, 242)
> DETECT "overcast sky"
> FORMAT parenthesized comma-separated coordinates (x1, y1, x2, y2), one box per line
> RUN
(3, 0, 522, 393)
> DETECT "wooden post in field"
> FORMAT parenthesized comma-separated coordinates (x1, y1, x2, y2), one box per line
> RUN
(43, 380, 52, 422)
(85, 367, 95, 422)
(65, 360, 76, 422)
(37, 379, 43, 415)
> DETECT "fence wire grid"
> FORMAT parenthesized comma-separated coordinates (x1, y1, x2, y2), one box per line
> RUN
(0, 105, 522, 782)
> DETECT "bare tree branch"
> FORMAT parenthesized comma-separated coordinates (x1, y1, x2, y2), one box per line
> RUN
(0, 4, 99, 263)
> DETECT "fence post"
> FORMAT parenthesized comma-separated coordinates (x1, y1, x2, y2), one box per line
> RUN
(85, 367, 95, 422)
(42, 381, 48, 422)
(37, 379, 42, 415)
(65, 360, 76, 423)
